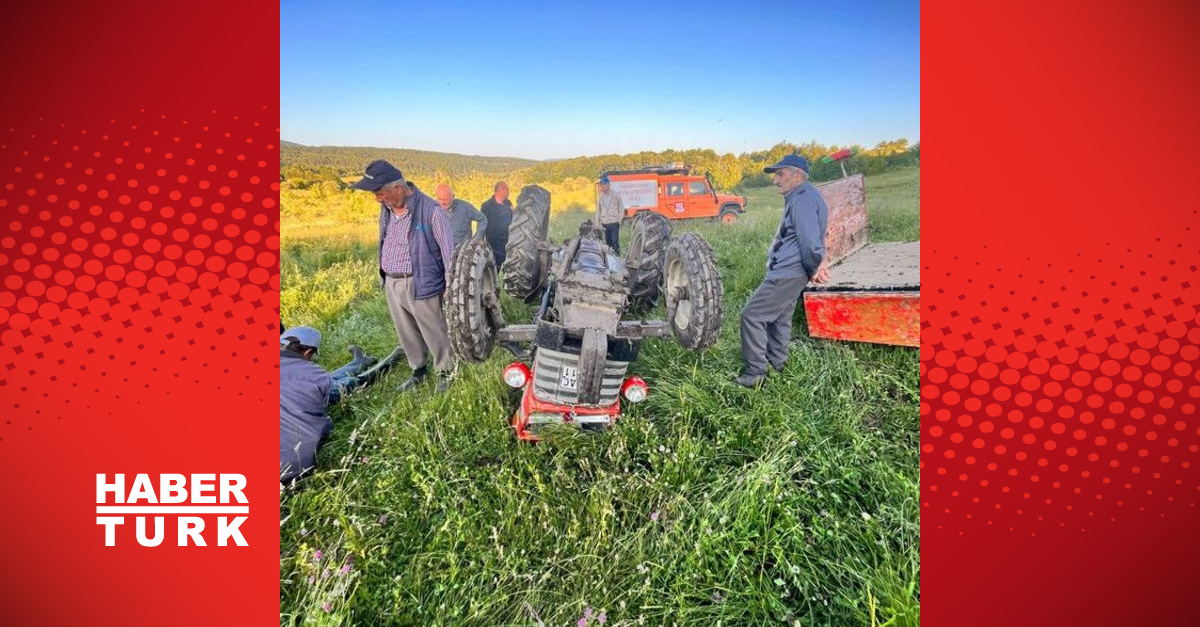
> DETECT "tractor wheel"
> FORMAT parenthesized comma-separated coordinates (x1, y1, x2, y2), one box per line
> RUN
(623, 211, 671, 310)
(718, 206, 739, 225)
(446, 236, 504, 363)
(576, 328, 607, 405)
(664, 233, 724, 351)
(502, 185, 551, 300)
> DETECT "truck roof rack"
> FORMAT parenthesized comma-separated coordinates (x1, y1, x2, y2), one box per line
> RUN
(601, 162, 691, 177)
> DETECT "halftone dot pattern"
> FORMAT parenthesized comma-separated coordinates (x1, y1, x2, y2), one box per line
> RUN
(0, 108, 280, 445)
(922, 224, 1200, 533)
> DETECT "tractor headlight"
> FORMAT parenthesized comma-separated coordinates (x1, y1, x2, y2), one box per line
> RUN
(503, 363, 531, 388)
(622, 377, 649, 403)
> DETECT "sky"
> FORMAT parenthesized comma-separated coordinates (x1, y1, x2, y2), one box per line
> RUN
(281, 0, 919, 160)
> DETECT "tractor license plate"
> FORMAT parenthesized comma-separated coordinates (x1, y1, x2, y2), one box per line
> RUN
(559, 365, 578, 390)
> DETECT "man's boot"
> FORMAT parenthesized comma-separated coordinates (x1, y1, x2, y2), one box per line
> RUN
(734, 372, 767, 388)
(397, 365, 429, 392)
(435, 371, 453, 394)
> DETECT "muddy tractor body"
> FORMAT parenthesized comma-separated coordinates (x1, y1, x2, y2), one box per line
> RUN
(445, 185, 723, 440)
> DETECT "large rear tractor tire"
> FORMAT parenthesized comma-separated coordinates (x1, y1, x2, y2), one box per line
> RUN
(446, 236, 504, 363)
(623, 211, 671, 310)
(502, 185, 551, 300)
(664, 233, 724, 351)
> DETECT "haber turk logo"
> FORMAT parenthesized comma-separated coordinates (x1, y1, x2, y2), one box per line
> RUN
(95, 474, 250, 547)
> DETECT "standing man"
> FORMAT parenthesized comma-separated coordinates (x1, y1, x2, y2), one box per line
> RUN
(480, 181, 514, 268)
(736, 155, 830, 388)
(435, 183, 488, 248)
(595, 174, 625, 253)
(351, 160, 457, 393)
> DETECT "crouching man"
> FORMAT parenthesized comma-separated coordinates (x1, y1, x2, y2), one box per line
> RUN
(280, 326, 399, 483)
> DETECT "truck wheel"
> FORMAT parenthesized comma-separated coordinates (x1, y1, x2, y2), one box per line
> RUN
(664, 233, 724, 351)
(624, 211, 671, 310)
(502, 185, 551, 300)
(446, 236, 504, 363)
(718, 206, 739, 225)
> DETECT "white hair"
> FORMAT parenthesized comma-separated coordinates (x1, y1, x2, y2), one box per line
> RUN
(787, 166, 808, 182)
(382, 179, 406, 191)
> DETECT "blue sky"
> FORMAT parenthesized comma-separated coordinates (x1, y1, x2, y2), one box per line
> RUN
(281, 0, 919, 160)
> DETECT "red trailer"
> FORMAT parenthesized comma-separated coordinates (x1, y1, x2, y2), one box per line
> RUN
(803, 174, 919, 347)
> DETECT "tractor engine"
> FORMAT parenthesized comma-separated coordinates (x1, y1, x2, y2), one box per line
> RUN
(532, 226, 634, 410)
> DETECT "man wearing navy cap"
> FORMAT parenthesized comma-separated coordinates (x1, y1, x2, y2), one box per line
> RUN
(735, 155, 831, 388)
(351, 160, 457, 393)
(595, 174, 625, 253)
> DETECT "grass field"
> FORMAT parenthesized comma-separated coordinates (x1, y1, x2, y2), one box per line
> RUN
(279, 166, 921, 626)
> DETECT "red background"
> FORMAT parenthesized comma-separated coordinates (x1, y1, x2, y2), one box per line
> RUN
(924, 0, 1200, 624)
(0, 2, 279, 625)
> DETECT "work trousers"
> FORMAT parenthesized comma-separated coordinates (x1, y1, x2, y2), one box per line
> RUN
(383, 276, 455, 374)
(740, 276, 808, 376)
(603, 222, 620, 254)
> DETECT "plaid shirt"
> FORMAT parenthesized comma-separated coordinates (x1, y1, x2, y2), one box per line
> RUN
(380, 202, 455, 282)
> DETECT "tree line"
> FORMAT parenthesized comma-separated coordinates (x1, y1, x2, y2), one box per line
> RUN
(281, 138, 920, 193)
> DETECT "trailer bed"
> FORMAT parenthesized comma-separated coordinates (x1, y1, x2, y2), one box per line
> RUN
(803, 241, 920, 347)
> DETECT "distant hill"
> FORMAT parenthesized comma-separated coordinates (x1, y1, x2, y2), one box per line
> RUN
(280, 142, 539, 178)
(281, 139, 920, 191)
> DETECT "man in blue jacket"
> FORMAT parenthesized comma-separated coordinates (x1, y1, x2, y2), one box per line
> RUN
(279, 326, 397, 482)
(351, 160, 457, 393)
(736, 155, 831, 388)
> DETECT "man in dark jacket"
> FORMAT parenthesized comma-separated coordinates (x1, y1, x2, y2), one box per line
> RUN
(351, 160, 457, 393)
(480, 181, 513, 268)
(279, 326, 396, 482)
(736, 155, 831, 388)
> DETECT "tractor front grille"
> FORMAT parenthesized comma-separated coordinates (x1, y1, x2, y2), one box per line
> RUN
(532, 347, 628, 407)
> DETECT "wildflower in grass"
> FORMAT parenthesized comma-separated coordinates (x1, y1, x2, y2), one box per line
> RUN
(378, 514, 388, 524)
(862, 511, 872, 521)
(584, 607, 593, 618)
(339, 564, 352, 575)
(650, 511, 660, 522)
(360, 456, 370, 464)
(322, 602, 332, 612)
(313, 550, 322, 562)
(322, 569, 331, 579)
(307, 576, 315, 585)
(577, 618, 588, 627)
(300, 528, 308, 537)
(597, 612, 607, 624)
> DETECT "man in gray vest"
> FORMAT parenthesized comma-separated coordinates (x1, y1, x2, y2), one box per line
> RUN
(435, 183, 488, 247)
(351, 160, 457, 393)
(736, 155, 831, 388)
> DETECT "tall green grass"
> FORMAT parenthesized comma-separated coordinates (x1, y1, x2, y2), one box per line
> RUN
(280, 167, 921, 626)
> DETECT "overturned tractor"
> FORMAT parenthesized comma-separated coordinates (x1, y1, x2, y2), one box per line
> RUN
(445, 184, 723, 440)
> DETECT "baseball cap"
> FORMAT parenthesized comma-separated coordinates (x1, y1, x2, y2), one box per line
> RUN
(280, 325, 322, 350)
(763, 154, 810, 174)
(350, 160, 405, 192)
